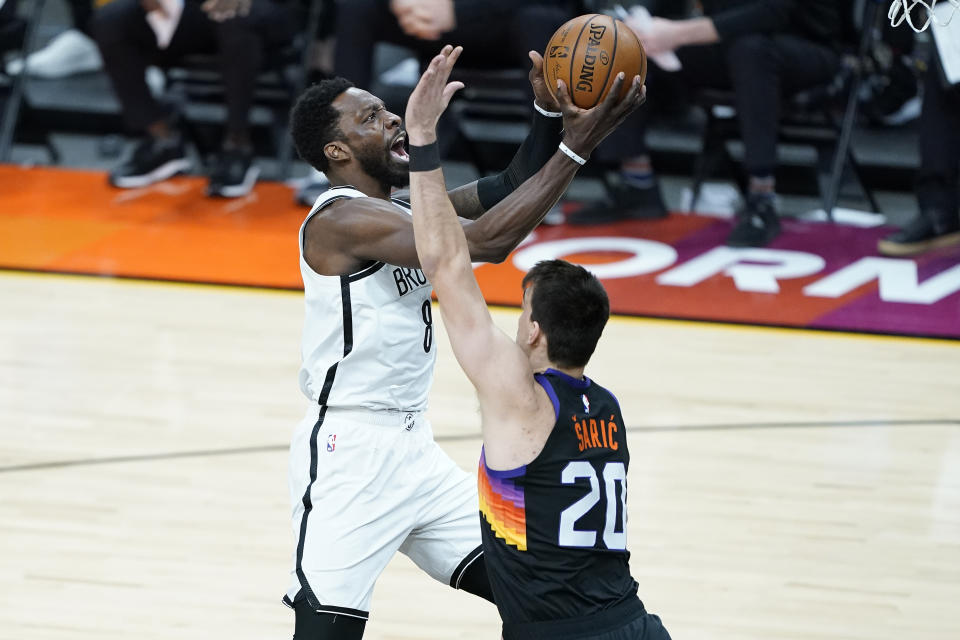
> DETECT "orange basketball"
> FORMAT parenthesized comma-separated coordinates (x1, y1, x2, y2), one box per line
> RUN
(544, 14, 647, 109)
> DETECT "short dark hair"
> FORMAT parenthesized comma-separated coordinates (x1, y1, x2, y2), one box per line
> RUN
(289, 77, 355, 172)
(521, 260, 610, 368)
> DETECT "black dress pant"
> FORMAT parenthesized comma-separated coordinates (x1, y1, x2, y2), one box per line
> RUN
(334, 0, 573, 95)
(917, 56, 960, 214)
(595, 33, 840, 178)
(91, 0, 294, 134)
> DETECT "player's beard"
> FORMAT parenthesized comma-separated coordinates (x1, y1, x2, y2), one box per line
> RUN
(355, 143, 409, 190)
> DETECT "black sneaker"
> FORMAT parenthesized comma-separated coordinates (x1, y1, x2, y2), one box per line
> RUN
(206, 149, 259, 198)
(109, 136, 190, 188)
(567, 182, 668, 225)
(726, 193, 781, 247)
(877, 209, 960, 256)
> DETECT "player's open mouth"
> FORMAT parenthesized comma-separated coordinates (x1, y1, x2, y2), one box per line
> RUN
(390, 134, 409, 162)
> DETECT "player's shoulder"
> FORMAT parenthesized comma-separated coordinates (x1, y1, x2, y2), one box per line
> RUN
(585, 378, 625, 419)
(312, 188, 394, 216)
(305, 190, 407, 234)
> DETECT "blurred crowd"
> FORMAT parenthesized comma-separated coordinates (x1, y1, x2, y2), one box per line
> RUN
(1, 0, 957, 255)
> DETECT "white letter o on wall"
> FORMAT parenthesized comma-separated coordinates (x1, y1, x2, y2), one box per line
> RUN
(512, 237, 678, 279)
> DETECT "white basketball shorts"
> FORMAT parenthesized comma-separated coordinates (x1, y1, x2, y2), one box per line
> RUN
(284, 404, 483, 620)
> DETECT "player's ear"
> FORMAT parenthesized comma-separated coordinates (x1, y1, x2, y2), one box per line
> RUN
(528, 320, 542, 347)
(324, 141, 351, 164)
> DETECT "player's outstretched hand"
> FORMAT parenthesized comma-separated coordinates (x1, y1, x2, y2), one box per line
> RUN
(527, 50, 561, 114)
(554, 73, 646, 160)
(405, 45, 465, 146)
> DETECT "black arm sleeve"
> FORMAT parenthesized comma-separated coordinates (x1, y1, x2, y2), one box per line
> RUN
(476, 109, 564, 211)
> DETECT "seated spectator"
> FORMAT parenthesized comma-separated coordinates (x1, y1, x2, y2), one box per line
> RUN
(333, 0, 575, 95)
(5, 0, 101, 78)
(90, 0, 295, 197)
(878, 50, 960, 256)
(295, 0, 574, 212)
(572, 0, 842, 249)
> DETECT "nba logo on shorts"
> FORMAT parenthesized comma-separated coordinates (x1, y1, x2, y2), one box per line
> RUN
(326, 433, 336, 452)
(582, 394, 590, 413)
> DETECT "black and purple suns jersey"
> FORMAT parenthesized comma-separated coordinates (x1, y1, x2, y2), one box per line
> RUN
(478, 369, 644, 639)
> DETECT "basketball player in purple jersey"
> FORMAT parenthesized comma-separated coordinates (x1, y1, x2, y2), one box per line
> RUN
(406, 50, 669, 639)
(284, 45, 644, 639)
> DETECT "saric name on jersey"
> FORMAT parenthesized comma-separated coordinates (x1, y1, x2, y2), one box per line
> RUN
(572, 415, 620, 452)
(393, 267, 428, 297)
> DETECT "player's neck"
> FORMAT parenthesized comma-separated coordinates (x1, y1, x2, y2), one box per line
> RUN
(328, 168, 392, 200)
(547, 364, 586, 380)
(533, 356, 585, 381)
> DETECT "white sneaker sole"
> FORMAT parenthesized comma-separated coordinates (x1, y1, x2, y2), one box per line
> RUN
(111, 158, 191, 189)
(208, 165, 260, 198)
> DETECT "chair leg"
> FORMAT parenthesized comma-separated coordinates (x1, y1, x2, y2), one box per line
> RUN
(847, 147, 881, 214)
(816, 141, 839, 217)
(178, 117, 207, 165)
(0, 0, 49, 162)
(44, 137, 60, 164)
(274, 106, 293, 180)
(690, 114, 723, 211)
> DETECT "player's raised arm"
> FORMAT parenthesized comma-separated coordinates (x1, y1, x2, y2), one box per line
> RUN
(451, 69, 647, 262)
(405, 46, 469, 277)
(405, 47, 542, 432)
(444, 51, 565, 220)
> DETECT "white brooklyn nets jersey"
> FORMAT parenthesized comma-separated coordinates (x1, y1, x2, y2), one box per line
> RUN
(298, 186, 436, 411)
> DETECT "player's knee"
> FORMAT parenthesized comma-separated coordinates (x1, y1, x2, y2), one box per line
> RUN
(453, 554, 496, 605)
(293, 598, 367, 640)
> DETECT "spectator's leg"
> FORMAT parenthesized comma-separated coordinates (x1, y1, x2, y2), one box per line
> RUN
(723, 33, 838, 247)
(203, 0, 294, 197)
(334, 0, 396, 89)
(91, 0, 172, 132)
(570, 44, 728, 225)
(916, 64, 960, 214)
(214, 0, 295, 147)
(91, 0, 215, 187)
(878, 60, 960, 255)
(213, 19, 262, 149)
(725, 34, 838, 187)
(334, 0, 522, 90)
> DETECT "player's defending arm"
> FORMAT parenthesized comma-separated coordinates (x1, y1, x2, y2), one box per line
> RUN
(444, 51, 565, 220)
(406, 47, 545, 453)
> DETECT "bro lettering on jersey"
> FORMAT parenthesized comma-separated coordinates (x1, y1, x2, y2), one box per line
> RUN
(392, 267, 428, 297)
(571, 414, 620, 452)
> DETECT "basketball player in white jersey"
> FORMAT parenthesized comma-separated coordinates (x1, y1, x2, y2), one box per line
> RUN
(283, 45, 644, 639)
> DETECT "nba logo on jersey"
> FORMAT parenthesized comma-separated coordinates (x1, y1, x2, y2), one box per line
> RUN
(582, 394, 590, 413)
(326, 434, 336, 452)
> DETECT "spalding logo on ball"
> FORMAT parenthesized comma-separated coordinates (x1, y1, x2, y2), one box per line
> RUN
(545, 14, 647, 109)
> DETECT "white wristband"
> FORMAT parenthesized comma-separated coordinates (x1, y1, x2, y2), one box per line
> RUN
(559, 142, 587, 166)
(533, 101, 562, 118)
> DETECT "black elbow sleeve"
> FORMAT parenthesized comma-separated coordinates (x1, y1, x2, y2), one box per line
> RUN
(476, 109, 563, 210)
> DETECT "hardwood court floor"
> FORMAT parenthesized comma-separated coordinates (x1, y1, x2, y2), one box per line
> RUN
(1, 270, 958, 639)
